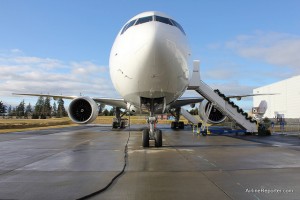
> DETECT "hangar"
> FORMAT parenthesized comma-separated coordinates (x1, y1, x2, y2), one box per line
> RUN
(253, 75, 300, 119)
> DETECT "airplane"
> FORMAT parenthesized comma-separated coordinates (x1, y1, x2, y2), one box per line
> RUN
(14, 11, 266, 147)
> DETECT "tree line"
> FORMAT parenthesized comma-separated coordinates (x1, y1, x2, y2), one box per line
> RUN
(0, 97, 68, 119)
(1, 99, 198, 118)
(0, 98, 117, 119)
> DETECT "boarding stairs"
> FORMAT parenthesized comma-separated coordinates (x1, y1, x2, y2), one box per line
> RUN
(180, 108, 200, 125)
(188, 60, 258, 133)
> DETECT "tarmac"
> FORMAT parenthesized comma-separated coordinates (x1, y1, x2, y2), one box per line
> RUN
(0, 125, 299, 200)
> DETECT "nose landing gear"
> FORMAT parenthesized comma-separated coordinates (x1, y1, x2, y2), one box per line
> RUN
(142, 116, 163, 148)
(141, 97, 164, 148)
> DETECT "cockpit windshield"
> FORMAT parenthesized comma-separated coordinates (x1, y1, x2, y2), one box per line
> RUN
(121, 15, 186, 35)
(135, 16, 153, 25)
(155, 16, 173, 26)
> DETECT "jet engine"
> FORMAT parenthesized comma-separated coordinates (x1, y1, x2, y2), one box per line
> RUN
(198, 100, 226, 124)
(68, 97, 98, 124)
(127, 103, 138, 113)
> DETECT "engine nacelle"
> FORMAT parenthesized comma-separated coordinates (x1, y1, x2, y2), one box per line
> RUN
(199, 100, 226, 124)
(68, 97, 98, 124)
(127, 103, 138, 113)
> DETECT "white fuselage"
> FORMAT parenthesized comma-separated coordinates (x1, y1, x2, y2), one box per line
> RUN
(109, 11, 191, 109)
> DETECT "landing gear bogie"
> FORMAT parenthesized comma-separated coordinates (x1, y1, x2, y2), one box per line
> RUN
(112, 107, 127, 129)
(112, 119, 127, 129)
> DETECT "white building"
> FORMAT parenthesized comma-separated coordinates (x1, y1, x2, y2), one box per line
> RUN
(253, 75, 300, 119)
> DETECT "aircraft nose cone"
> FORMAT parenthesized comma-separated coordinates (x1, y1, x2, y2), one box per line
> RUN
(109, 19, 190, 105)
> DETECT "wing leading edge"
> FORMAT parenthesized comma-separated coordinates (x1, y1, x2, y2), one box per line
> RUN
(170, 97, 204, 108)
(12, 93, 127, 109)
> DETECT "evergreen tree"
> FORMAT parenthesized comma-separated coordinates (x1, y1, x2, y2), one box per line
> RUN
(16, 100, 25, 118)
(98, 103, 105, 116)
(7, 105, 12, 118)
(57, 98, 67, 118)
(33, 96, 45, 119)
(52, 101, 57, 117)
(12, 108, 17, 117)
(189, 108, 198, 115)
(44, 97, 52, 118)
(103, 109, 109, 116)
(0, 101, 7, 116)
(109, 107, 115, 116)
(25, 103, 33, 118)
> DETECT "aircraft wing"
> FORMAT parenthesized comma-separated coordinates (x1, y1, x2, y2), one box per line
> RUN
(12, 93, 127, 109)
(169, 93, 276, 108)
(92, 98, 127, 108)
(12, 93, 78, 100)
(169, 93, 277, 108)
(170, 97, 204, 108)
(227, 93, 278, 101)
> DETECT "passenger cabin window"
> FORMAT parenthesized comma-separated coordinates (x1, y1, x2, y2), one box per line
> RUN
(155, 16, 173, 26)
(135, 16, 153, 25)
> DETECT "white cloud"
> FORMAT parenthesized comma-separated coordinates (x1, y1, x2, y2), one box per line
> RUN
(226, 31, 300, 72)
(0, 50, 118, 106)
(10, 49, 22, 54)
(202, 61, 242, 80)
(71, 61, 107, 76)
(197, 31, 300, 111)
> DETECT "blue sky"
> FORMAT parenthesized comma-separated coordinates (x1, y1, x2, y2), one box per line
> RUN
(1, 0, 300, 111)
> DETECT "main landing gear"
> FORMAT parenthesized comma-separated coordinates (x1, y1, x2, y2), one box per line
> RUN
(112, 107, 127, 129)
(170, 108, 185, 129)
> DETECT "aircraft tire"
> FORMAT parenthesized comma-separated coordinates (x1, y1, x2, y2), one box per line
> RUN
(154, 129, 162, 147)
(112, 122, 118, 129)
(120, 121, 125, 129)
(142, 129, 150, 147)
(171, 122, 175, 129)
(179, 122, 184, 129)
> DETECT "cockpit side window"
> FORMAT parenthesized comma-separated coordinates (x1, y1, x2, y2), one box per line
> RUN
(135, 16, 153, 25)
(170, 19, 186, 35)
(121, 19, 136, 35)
(155, 16, 173, 26)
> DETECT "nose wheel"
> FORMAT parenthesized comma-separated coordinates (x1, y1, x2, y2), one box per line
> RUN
(142, 98, 164, 148)
(142, 129, 150, 147)
(142, 128, 163, 148)
(154, 129, 162, 147)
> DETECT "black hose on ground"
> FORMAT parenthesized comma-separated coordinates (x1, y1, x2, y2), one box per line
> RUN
(76, 116, 131, 200)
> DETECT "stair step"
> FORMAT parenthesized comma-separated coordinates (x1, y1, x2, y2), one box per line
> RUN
(194, 81, 257, 133)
